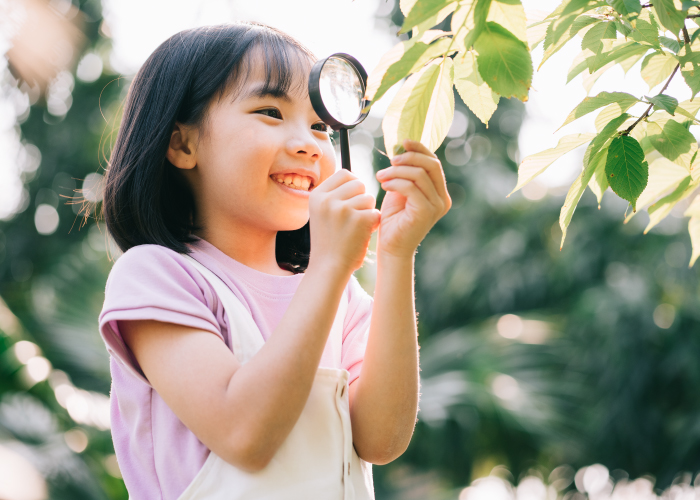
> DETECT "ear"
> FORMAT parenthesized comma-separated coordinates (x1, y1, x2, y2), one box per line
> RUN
(166, 122, 199, 170)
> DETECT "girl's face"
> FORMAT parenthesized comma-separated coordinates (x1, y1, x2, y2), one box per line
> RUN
(183, 54, 337, 235)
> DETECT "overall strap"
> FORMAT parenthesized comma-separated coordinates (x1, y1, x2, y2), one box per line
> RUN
(183, 254, 264, 364)
(184, 253, 349, 370)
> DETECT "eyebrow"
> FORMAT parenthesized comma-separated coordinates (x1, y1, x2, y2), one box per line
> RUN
(242, 83, 292, 103)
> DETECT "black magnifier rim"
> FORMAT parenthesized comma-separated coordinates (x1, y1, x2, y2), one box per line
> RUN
(308, 52, 369, 131)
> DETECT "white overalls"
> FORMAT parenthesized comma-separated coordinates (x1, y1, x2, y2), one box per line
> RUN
(178, 255, 375, 500)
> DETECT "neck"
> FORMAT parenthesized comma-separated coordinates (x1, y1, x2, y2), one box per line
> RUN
(194, 219, 294, 277)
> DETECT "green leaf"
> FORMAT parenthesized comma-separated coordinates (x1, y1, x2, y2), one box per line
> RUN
(587, 41, 647, 73)
(559, 91, 639, 130)
(366, 32, 452, 104)
(462, 0, 493, 49)
(614, 18, 633, 37)
(594, 101, 639, 131)
(540, 15, 600, 68)
(646, 93, 679, 114)
(581, 21, 618, 54)
(605, 135, 649, 211)
(400, 0, 418, 16)
(683, 0, 700, 8)
(584, 113, 631, 168)
(630, 19, 661, 49)
(454, 51, 501, 126)
(659, 36, 681, 53)
(588, 152, 609, 207)
(641, 52, 678, 90)
(626, 157, 692, 218)
(487, 0, 528, 43)
(688, 215, 700, 266)
(607, 0, 642, 14)
(475, 22, 533, 100)
(645, 176, 695, 232)
(544, 0, 602, 51)
(678, 45, 700, 98)
(383, 58, 455, 157)
(401, 0, 456, 34)
(560, 147, 608, 248)
(508, 133, 595, 196)
(647, 120, 696, 169)
(653, 0, 686, 35)
(619, 50, 647, 73)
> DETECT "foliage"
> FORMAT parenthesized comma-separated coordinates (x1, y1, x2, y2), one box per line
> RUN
(367, 0, 700, 266)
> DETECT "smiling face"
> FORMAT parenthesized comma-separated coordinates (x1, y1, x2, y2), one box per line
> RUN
(178, 46, 337, 239)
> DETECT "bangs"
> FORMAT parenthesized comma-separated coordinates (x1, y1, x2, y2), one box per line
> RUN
(223, 28, 315, 103)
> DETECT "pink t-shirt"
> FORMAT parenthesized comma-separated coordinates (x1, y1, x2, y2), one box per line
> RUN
(98, 237, 373, 500)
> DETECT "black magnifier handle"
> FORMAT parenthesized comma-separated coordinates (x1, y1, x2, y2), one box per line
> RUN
(339, 128, 351, 171)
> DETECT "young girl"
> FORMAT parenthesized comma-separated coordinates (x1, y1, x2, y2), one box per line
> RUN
(98, 22, 451, 499)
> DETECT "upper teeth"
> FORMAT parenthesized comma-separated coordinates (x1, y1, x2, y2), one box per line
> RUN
(271, 174, 313, 191)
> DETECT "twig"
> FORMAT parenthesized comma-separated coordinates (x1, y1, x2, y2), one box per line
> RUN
(641, 3, 652, 7)
(622, 25, 690, 135)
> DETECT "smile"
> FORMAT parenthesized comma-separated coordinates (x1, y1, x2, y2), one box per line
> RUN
(270, 173, 315, 192)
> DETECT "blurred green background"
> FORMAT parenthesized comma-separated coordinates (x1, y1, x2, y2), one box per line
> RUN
(2, 1, 700, 499)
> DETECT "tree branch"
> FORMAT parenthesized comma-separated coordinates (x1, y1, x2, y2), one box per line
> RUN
(622, 25, 690, 135)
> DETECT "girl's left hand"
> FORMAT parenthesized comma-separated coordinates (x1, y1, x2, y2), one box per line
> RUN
(375, 139, 452, 259)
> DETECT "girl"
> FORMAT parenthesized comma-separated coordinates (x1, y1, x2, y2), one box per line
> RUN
(99, 22, 452, 499)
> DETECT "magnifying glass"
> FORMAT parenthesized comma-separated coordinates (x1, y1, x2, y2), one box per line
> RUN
(308, 53, 370, 172)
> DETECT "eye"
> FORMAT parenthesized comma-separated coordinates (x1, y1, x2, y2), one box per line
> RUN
(256, 108, 282, 119)
(312, 122, 329, 133)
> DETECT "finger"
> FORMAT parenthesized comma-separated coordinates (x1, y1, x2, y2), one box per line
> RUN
(315, 168, 358, 192)
(379, 178, 434, 215)
(344, 193, 377, 211)
(389, 152, 451, 215)
(330, 178, 366, 201)
(402, 139, 436, 159)
(376, 166, 443, 212)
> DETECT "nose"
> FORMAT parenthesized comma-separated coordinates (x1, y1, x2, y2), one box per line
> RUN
(287, 129, 323, 162)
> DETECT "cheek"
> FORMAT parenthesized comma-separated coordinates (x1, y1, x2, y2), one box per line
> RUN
(320, 142, 337, 177)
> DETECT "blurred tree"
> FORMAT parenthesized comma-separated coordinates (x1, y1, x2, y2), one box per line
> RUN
(0, 0, 127, 498)
(370, 2, 700, 498)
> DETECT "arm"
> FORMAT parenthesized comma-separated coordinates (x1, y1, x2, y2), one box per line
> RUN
(349, 139, 452, 464)
(348, 253, 418, 465)
(121, 259, 351, 472)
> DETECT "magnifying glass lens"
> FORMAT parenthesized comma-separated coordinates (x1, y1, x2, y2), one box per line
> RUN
(319, 57, 364, 125)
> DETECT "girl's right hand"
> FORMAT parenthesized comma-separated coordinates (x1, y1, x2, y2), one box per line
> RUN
(308, 169, 381, 275)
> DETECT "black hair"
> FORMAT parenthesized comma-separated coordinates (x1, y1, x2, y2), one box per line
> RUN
(103, 22, 315, 273)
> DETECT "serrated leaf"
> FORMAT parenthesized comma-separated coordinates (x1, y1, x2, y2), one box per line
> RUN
(619, 50, 647, 73)
(508, 133, 595, 196)
(366, 32, 452, 104)
(630, 18, 661, 49)
(683, 0, 700, 8)
(625, 157, 691, 220)
(567, 49, 594, 83)
(487, 0, 528, 43)
(414, 3, 459, 35)
(605, 135, 649, 211)
(583, 61, 615, 93)
(659, 36, 681, 53)
(614, 18, 633, 37)
(688, 216, 700, 266)
(454, 51, 501, 125)
(383, 58, 455, 158)
(594, 101, 638, 131)
(607, 0, 643, 14)
(588, 152, 609, 206)
(678, 46, 700, 98)
(560, 91, 639, 130)
(540, 15, 600, 68)
(560, 147, 608, 248)
(587, 41, 647, 73)
(653, 0, 686, 35)
(645, 176, 696, 232)
(641, 52, 678, 90)
(462, 0, 493, 49)
(585, 113, 632, 166)
(581, 21, 618, 53)
(646, 93, 679, 114)
(647, 120, 697, 169)
(545, 0, 601, 52)
(475, 22, 533, 100)
(401, 0, 456, 34)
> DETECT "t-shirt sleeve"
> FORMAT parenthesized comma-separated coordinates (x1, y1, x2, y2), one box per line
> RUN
(342, 274, 374, 385)
(98, 245, 223, 385)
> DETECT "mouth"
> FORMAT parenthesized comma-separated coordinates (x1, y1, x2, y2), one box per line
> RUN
(270, 173, 316, 192)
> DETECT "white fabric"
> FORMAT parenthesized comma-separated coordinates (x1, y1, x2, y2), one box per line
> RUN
(178, 255, 374, 500)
